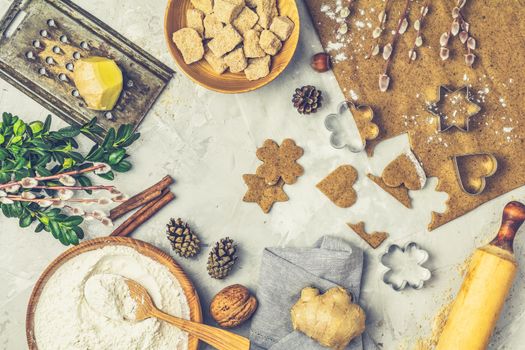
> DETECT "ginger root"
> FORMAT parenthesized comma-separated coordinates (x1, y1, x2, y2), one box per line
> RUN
(290, 286, 366, 350)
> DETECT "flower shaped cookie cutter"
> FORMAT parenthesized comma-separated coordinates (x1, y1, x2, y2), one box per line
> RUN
(324, 101, 379, 152)
(380, 242, 431, 291)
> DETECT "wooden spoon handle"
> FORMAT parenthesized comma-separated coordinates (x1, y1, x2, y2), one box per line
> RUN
(490, 201, 525, 252)
(151, 309, 250, 350)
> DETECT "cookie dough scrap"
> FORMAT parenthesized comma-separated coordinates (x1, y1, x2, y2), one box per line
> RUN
(347, 221, 388, 249)
(316, 165, 358, 208)
(367, 174, 412, 209)
(242, 174, 288, 213)
(256, 139, 304, 185)
(382, 151, 427, 191)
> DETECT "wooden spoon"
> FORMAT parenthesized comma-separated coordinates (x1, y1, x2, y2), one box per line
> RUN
(125, 278, 250, 350)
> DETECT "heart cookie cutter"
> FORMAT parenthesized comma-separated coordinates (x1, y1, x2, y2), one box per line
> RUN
(380, 242, 431, 291)
(453, 153, 498, 195)
(427, 85, 481, 132)
(324, 101, 379, 152)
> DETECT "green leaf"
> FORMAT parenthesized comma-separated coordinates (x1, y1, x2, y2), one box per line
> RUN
(29, 121, 44, 135)
(102, 128, 116, 149)
(43, 115, 52, 133)
(119, 132, 140, 148)
(35, 222, 45, 232)
(63, 215, 83, 227)
(19, 214, 34, 227)
(65, 228, 79, 245)
(13, 119, 26, 136)
(49, 220, 61, 239)
(108, 149, 126, 165)
(58, 125, 81, 138)
(72, 226, 84, 239)
(11, 135, 22, 144)
(0, 134, 4, 145)
(112, 160, 132, 172)
(77, 175, 93, 194)
(97, 171, 114, 180)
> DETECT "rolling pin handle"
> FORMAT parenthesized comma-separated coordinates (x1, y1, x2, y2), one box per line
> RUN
(490, 201, 525, 253)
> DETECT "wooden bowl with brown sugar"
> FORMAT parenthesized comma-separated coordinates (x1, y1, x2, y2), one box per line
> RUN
(164, 0, 300, 93)
(26, 237, 202, 350)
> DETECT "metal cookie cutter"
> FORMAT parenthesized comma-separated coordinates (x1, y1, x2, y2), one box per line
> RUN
(324, 101, 378, 153)
(427, 85, 481, 132)
(380, 242, 431, 291)
(452, 153, 498, 195)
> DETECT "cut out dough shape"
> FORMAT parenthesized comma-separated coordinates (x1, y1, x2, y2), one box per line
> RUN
(367, 174, 412, 209)
(350, 103, 380, 144)
(347, 221, 388, 249)
(317, 165, 358, 208)
(242, 174, 288, 213)
(381, 151, 427, 191)
(256, 139, 304, 185)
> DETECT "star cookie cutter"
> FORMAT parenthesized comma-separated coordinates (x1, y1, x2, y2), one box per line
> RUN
(324, 101, 379, 152)
(380, 242, 431, 291)
(452, 153, 498, 195)
(427, 85, 481, 132)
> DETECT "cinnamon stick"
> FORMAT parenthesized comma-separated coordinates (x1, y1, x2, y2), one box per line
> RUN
(109, 175, 174, 221)
(110, 189, 175, 237)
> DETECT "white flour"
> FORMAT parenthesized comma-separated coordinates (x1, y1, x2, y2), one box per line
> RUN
(34, 245, 189, 350)
(83, 274, 137, 321)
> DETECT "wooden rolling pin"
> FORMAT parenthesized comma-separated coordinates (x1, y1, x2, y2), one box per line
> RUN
(435, 201, 525, 350)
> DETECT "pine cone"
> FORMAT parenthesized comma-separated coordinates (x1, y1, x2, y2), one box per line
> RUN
(207, 237, 238, 279)
(292, 85, 323, 114)
(167, 218, 201, 258)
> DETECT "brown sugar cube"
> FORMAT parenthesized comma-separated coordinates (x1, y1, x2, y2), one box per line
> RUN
(172, 28, 204, 64)
(190, 0, 214, 14)
(243, 29, 265, 58)
(256, 0, 277, 28)
(204, 48, 228, 74)
(269, 16, 294, 41)
(187, 9, 205, 36)
(244, 55, 271, 80)
(259, 29, 282, 55)
(253, 24, 264, 32)
(224, 48, 248, 73)
(232, 7, 259, 35)
(208, 25, 243, 57)
(213, 0, 244, 24)
(203, 14, 224, 39)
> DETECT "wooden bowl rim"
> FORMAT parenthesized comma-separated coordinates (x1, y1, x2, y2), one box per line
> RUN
(26, 236, 202, 350)
(163, 0, 300, 94)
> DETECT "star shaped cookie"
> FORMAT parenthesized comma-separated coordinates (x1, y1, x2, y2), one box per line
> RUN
(427, 86, 481, 132)
(242, 174, 288, 213)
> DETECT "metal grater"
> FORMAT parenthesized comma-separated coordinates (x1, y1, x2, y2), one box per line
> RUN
(0, 0, 174, 140)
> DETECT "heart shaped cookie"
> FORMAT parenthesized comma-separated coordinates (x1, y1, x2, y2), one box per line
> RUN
(317, 165, 358, 208)
(382, 151, 427, 191)
(453, 153, 498, 195)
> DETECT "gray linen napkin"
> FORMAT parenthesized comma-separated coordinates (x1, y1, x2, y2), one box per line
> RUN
(250, 236, 378, 350)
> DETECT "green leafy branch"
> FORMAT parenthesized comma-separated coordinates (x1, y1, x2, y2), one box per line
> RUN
(0, 113, 139, 245)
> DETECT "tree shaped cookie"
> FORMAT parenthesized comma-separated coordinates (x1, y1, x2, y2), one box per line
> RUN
(256, 139, 304, 185)
(317, 165, 358, 208)
(382, 151, 427, 191)
(347, 222, 389, 249)
(242, 174, 288, 213)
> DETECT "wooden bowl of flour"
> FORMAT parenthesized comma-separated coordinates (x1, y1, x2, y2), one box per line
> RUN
(26, 237, 202, 350)
(164, 0, 300, 93)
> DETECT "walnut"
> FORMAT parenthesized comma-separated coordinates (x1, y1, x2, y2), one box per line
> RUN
(209, 284, 258, 328)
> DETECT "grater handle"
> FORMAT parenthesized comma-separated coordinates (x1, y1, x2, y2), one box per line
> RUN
(0, 0, 26, 38)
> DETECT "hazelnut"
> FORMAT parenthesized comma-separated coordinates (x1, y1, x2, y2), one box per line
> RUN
(210, 284, 258, 328)
(310, 52, 332, 72)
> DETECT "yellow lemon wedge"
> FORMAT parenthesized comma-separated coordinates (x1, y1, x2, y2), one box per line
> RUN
(73, 57, 123, 111)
